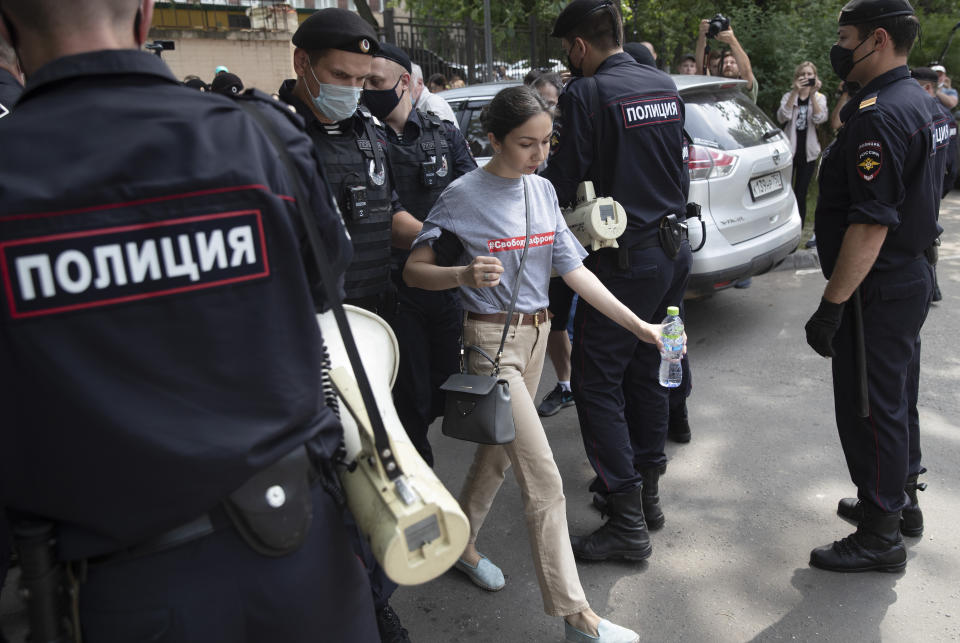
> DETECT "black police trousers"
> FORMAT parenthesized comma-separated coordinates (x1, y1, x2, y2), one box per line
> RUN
(572, 242, 692, 494)
(78, 485, 378, 643)
(390, 278, 462, 467)
(831, 257, 933, 513)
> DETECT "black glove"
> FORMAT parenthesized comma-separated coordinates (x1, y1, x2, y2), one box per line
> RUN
(805, 297, 845, 357)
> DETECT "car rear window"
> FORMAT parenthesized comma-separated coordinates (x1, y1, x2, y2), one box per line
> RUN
(451, 99, 497, 159)
(683, 89, 780, 151)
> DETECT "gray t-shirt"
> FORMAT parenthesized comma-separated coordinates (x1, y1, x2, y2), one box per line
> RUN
(413, 168, 587, 314)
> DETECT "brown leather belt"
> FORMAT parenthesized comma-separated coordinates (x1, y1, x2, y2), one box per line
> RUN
(467, 309, 548, 327)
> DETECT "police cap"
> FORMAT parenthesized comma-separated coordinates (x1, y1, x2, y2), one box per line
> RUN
(910, 66, 938, 83)
(837, 0, 914, 26)
(551, 0, 616, 39)
(375, 42, 412, 75)
(292, 8, 379, 55)
(210, 72, 244, 96)
(623, 42, 656, 67)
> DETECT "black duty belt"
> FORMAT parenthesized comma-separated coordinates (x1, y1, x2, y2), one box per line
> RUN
(87, 507, 231, 567)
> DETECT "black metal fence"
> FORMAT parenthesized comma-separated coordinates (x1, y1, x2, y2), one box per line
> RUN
(383, 13, 564, 85)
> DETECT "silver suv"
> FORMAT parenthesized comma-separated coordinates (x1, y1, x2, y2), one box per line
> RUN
(439, 76, 801, 297)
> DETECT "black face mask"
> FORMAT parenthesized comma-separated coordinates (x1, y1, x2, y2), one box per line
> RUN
(362, 76, 404, 120)
(830, 31, 875, 81)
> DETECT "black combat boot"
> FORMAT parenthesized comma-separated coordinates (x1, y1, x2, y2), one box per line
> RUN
(591, 464, 666, 528)
(901, 473, 926, 537)
(810, 502, 906, 573)
(572, 486, 652, 562)
(668, 400, 691, 443)
(639, 467, 665, 530)
(837, 470, 925, 537)
(376, 604, 411, 643)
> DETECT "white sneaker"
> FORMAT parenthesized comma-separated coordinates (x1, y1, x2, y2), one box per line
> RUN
(564, 618, 639, 643)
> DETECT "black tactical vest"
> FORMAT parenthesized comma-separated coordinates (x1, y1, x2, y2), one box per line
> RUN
(311, 108, 393, 300)
(386, 110, 452, 222)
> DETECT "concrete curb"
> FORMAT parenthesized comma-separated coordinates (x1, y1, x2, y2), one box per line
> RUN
(772, 248, 820, 272)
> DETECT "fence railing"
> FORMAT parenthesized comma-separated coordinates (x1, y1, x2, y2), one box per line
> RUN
(383, 12, 564, 84)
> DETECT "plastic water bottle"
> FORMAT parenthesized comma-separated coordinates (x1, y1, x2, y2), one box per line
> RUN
(658, 306, 684, 388)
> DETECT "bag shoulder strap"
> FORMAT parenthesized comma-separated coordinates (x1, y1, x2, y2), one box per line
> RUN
(235, 99, 404, 482)
(492, 176, 532, 370)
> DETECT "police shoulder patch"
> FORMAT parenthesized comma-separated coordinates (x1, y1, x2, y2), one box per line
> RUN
(856, 140, 882, 181)
(859, 94, 878, 110)
(550, 130, 561, 155)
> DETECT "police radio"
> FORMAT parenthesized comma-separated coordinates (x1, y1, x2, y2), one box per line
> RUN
(562, 181, 627, 251)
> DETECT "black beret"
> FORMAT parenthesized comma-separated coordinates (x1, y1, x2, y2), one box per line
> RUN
(292, 8, 379, 55)
(375, 42, 412, 75)
(210, 72, 243, 96)
(910, 66, 938, 83)
(184, 78, 208, 91)
(551, 0, 617, 38)
(623, 42, 656, 67)
(838, 0, 914, 26)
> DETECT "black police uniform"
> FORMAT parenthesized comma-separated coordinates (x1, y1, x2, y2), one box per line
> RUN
(385, 107, 476, 465)
(279, 81, 404, 318)
(0, 67, 20, 118)
(542, 51, 692, 495)
(0, 50, 378, 642)
(815, 66, 945, 516)
(0, 67, 19, 606)
(933, 98, 957, 196)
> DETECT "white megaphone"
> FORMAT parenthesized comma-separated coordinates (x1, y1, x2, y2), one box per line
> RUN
(562, 181, 627, 251)
(317, 305, 469, 585)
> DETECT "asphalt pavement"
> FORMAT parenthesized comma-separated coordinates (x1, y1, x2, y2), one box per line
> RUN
(2, 194, 959, 642)
(389, 192, 960, 642)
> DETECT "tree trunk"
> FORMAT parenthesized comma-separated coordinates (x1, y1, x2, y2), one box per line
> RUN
(353, 0, 381, 34)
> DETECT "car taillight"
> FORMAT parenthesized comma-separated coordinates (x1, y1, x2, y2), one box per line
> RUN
(687, 144, 737, 181)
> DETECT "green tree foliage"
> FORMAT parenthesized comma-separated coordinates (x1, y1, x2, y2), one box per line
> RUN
(396, 0, 959, 118)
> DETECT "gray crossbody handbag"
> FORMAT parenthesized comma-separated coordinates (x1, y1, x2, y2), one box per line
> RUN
(439, 176, 532, 445)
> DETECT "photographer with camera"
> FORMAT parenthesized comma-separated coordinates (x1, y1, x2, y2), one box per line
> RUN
(777, 61, 827, 233)
(696, 14, 757, 102)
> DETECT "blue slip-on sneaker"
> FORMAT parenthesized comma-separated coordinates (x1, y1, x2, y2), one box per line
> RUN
(565, 619, 639, 643)
(454, 554, 505, 591)
(538, 383, 575, 417)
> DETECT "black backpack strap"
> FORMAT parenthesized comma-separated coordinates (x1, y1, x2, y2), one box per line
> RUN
(585, 76, 605, 193)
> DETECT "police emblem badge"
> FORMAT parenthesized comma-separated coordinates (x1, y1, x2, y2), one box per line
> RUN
(856, 140, 882, 181)
(368, 159, 386, 186)
(436, 154, 449, 178)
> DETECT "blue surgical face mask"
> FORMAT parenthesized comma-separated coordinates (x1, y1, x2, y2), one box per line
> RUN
(308, 66, 362, 122)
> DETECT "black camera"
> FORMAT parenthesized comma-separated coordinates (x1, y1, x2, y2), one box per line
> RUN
(707, 14, 730, 39)
(144, 40, 175, 57)
(804, 78, 817, 87)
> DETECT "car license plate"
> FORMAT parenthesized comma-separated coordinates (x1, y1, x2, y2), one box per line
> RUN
(749, 171, 783, 201)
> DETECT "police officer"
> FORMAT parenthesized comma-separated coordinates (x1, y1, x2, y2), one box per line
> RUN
(363, 42, 476, 466)
(910, 67, 957, 197)
(543, 0, 692, 561)
(0, 35, 19, 635)
(0, 1, 377, 641)
(276, 11, 414, 640)
(622, 39, 694, 445)
(278, 9, 413, 318)
(804, 0, 944, 573)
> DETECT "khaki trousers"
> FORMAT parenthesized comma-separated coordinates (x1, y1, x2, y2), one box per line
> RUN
(459, 317, 589, 617)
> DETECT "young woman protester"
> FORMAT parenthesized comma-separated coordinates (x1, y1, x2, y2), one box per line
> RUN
(404, 86, 665, 643)
(777, 61, 827, 244)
